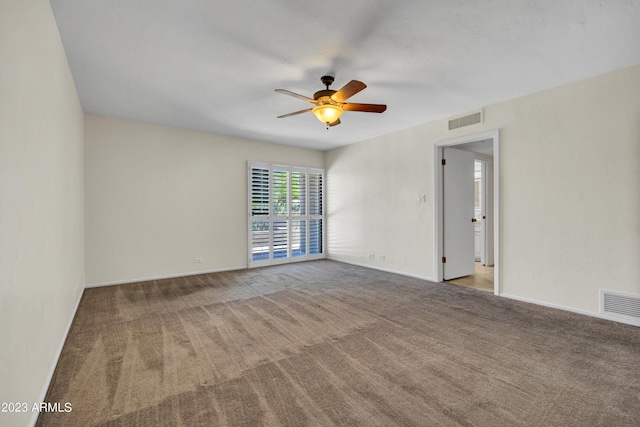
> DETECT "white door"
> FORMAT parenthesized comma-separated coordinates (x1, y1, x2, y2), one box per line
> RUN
(443, 148, 475, 280)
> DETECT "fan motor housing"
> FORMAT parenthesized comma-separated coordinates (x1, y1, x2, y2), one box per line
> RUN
(313, 89, 337, 101)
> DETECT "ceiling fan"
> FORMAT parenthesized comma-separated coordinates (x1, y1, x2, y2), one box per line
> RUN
(275, 76, 387, 128)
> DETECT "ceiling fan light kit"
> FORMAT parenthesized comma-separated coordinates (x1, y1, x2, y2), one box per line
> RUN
(312, 104, 343, 125)
(275, 75, 386, 129)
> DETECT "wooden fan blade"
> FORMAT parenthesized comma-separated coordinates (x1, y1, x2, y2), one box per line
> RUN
(329, 118, 341, 127)
(331, 80, 366, 102)
(274, 89, 317, 103)
(343, 103, 387, 113)
(277, 108, 313, 118)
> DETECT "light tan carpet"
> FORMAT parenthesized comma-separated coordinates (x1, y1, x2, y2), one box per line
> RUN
(38, 260, 640, 426)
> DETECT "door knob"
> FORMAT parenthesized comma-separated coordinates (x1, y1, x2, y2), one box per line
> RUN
(471, 218, 477, 222)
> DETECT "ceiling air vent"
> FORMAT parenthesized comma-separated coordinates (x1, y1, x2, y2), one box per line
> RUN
(448, 110, 483, 130)
(600, 290, 640, 326)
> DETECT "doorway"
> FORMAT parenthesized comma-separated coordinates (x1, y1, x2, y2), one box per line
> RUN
(434, 130, 500, 295)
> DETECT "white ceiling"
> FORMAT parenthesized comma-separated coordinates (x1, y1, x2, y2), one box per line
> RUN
(50, 0, 640, 151)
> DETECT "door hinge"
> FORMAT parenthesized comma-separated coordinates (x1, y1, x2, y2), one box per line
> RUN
(441, 159, 446, 166)
(442, 256, 446, 263)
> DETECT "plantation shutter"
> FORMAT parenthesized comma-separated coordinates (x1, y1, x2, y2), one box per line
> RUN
(248, 162, 324, 267)
(291, 171, 307, 257)
(272, 169, 289, 260)
(309, 172, 323, 255)
(250, 167, 270, 262)
(251, 167, 269, 215)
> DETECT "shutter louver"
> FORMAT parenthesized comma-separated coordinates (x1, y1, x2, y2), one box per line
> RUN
(272, 169, 288, 216)
(291, 171, 307, 258)
(273, 220, 288, 259)
(309, 173, 323, 215)
(309, 173, 323, 255)
(291, 219, 306, 257)
(251, 167, 269, 216)
(251, 220, 269, 261)
(291, 172, 306, 216)
(310, 219, 323, 255)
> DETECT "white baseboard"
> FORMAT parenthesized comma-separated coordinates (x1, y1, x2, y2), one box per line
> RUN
(328, 258, 638, 328)
(500, 293, 640, 327)
(29, 286, 84, 427)
(85, 266, 247, 288)
(327, 256, 437, 283)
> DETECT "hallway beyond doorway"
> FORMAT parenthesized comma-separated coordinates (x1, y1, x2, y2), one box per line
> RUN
(445, 262, 494, 292)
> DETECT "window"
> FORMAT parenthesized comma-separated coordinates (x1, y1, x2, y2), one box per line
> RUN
(248, 162, 325, 267)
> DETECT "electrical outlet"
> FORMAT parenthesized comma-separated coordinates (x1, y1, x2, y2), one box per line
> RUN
(379, 255, 386, 260)
(368, 253, 375, 259)
(194, 257, 203, 263)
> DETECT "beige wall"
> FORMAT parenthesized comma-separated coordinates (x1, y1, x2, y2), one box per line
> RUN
(0, 1, 85, 426)
(326, 127, 437, 279)
(326, 64, 640, 315)
(84, 115, 325, 285)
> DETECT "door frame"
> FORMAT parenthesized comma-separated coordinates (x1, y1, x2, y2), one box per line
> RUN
(474, 158, 487, 265)
(473, 155, 493, 267)
(434, 129, 500, 295)
(247, 162, 326, 269)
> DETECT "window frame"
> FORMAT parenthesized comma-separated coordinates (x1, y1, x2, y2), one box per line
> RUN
(247, 161, 325, 268)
